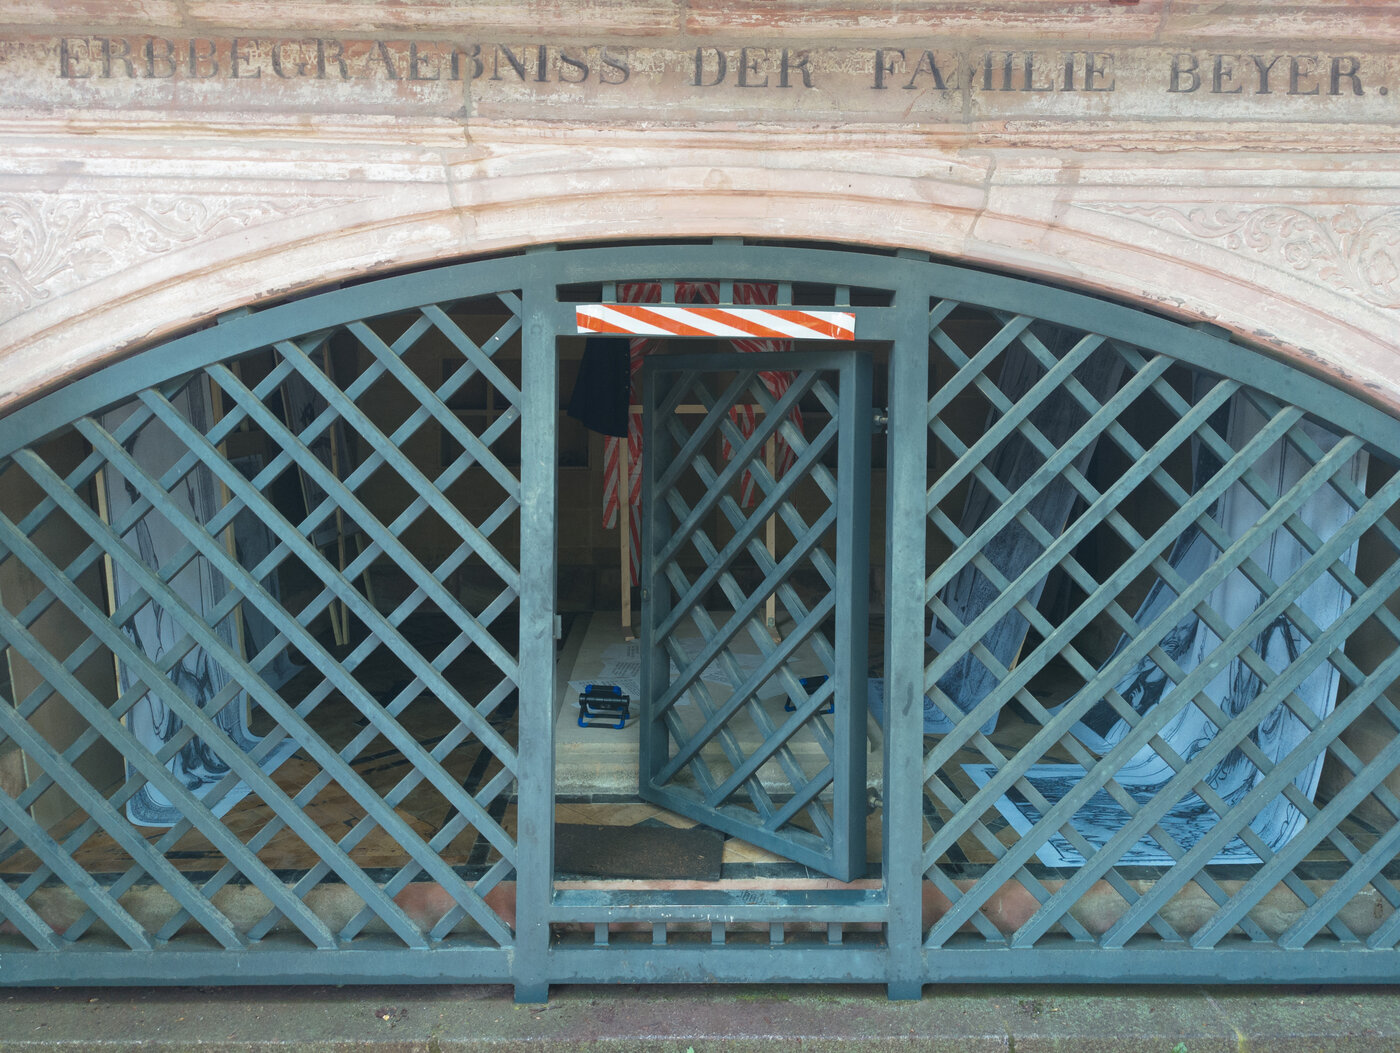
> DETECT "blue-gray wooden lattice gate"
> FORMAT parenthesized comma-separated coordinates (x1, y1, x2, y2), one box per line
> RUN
(639, 349, 871, 883)
(0, 241, 1399, 999)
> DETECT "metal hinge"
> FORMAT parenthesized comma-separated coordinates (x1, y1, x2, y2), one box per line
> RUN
(872, 408, 889, 433)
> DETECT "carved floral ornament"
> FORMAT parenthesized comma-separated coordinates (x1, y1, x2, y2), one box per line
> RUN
(1080, 203, 1400, 311)
(1, 192, 1397, 337)
(0, 193, 356, 324)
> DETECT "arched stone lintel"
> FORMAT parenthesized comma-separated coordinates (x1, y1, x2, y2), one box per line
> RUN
(0, 163, 1395, 417)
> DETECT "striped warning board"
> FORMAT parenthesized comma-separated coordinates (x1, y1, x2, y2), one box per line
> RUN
(576, 303, 856, 341)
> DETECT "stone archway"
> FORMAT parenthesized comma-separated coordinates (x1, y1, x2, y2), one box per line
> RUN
(2, 147, 1397, 417)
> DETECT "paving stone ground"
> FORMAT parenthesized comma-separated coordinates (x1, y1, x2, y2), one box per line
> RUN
(3, 982, 1400, 1051)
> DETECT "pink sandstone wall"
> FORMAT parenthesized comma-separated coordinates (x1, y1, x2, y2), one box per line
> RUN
(0, 1, 1395, 413)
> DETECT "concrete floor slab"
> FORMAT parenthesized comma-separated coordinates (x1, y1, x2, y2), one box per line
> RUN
(2, 983, 1399, 1052)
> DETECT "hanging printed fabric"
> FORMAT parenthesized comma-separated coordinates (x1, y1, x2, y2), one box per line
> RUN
(598, 281, 807, 578)
(599, 282, 687, 579)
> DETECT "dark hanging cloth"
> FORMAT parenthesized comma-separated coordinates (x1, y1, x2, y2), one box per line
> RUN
(567, 336, 631, 437)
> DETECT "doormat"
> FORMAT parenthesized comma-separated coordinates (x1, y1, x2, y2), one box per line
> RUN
(555, 823, 723, 880)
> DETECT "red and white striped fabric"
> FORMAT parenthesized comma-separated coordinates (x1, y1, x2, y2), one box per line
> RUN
(577, 303, 855, 341)
(600, 282, 662, 579)
(598, 281, 807, 578)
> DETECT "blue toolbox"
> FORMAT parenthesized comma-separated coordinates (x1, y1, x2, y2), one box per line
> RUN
(577, 683, 631, 729)
(784, 674, 834, 715)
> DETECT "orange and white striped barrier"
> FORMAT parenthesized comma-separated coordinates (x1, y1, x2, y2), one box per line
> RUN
(577, 303, 855, 341)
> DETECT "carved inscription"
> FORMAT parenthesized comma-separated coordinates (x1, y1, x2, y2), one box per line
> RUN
(43, 37, 1386, 102)
(692, 47, 812, 88)
(15, 35, 1392, 125)
(56, 38, 631, 84)
(871, 49, 1117, 92)
(1167, 53, 1371, 96)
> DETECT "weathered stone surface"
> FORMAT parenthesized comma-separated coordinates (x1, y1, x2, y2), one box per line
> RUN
(13, 1, 1395, 47)
(0, 3, 1393, 421)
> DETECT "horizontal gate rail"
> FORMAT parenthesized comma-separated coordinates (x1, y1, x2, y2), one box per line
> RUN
(550, 888, 886, 924)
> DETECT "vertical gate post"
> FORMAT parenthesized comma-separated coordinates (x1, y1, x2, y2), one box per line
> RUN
(513, 271, 558, 1003)
(637, 359, 669, 802)
(884, 283, 930, 1000)
(834, 351, 873, 881)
